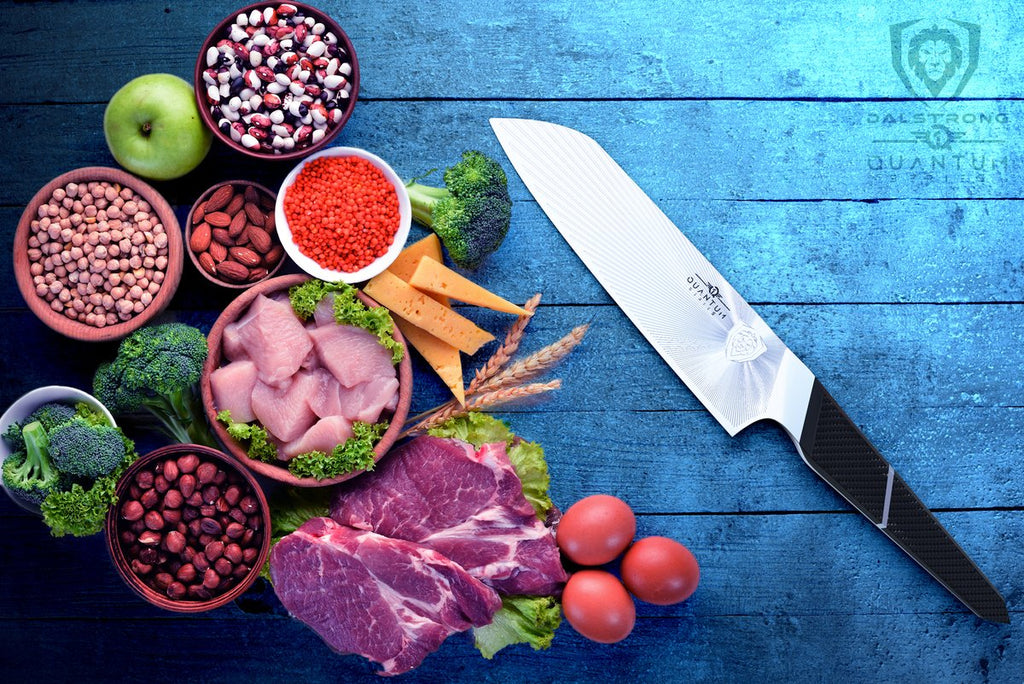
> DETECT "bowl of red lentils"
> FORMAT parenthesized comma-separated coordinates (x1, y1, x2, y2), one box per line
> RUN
(195, 2, 359, 160)
(275, 147, 411, 283)
(13, 166, 184, 342)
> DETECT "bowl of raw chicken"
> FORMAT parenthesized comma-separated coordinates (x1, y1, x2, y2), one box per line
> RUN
(201, 274, 413, 486)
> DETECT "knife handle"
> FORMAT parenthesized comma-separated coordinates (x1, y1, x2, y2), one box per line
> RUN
(796, 379, 1008, 623)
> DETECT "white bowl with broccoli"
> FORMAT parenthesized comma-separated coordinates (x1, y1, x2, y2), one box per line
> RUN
(0, 386, 117, 516)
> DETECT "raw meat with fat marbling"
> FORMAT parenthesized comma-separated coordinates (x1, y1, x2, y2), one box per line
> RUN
(270, 517, 501, 676)
(332, 436, 568, 596)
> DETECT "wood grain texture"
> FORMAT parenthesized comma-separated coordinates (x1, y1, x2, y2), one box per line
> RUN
(2, 1, 1023, 101)
(1, 0, 1021, 680)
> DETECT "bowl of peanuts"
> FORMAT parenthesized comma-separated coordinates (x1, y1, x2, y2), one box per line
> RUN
(105, 443, 271, 612)
(186, 180, 286, 288)
(275, 146, 411, 284)
(13, 167, 184, 342)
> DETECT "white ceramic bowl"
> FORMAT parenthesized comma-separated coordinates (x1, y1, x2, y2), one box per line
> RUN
(275, 147, 412, 284)
(0, 386, 116, 514)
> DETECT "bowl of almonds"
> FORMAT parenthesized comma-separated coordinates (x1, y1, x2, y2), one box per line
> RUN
(186, 180, 286, 288)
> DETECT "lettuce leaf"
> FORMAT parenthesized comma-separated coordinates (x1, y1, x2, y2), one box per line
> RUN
(260, 487, 334, 581)
(473, 595, 562, 659)
(428, 411, 513, 446)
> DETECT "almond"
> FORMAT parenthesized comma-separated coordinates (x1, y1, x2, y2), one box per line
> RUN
(216, 261, 249, 282)
(198, 252, 217, 275)
(259, 193, 275, 212)
(212, 228, 233, 246)
(228, 211, 247, 238)
(247, 267, 269, 282)
(229, 246, 261, 267)
(265, 244, 284, 266)
(225, 193, 245, 217)
(244, 202, 265, 227)
(205, 211, 232, 228)
(205, 185, 234, 212)
(189, 222, 212, 252)
(192, 200, 208, 225)
(209, 241, 228, 262)
(248, 226, 272, 253)
(244, 185, 259, 204)
(264, 212, 276, 233)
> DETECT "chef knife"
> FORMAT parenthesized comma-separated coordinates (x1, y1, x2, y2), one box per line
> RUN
(490, 117, 1009, 623)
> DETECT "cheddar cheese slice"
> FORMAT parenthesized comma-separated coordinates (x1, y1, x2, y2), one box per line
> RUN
(408, 256, 530, 316)
(387, 234, 449, 306)
(394, 318, 466, 406)
(364, 270, 494, 355)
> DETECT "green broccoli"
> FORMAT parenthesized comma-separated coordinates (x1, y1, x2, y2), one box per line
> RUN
(1, 421, 60, 507)
(93, 323, 217, 447)
(3, 420, 26, 453)
(26, 401, 78, 432)
(48, 418, 127, 479)
(405, 151, 513, 269)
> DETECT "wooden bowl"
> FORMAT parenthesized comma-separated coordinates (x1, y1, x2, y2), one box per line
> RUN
(200, 274, 413, 487)
(194, 1, 360, 161)
(185, 180, 285, 289)
(105, 444, 271, 613)
(13, 167, 183, 342)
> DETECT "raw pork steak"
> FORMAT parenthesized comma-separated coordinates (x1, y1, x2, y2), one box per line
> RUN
(270, 517, 500, 676)
(332, 436, 568, 596)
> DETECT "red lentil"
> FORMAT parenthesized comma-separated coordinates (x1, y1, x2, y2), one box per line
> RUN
(283, 156, 400, 273)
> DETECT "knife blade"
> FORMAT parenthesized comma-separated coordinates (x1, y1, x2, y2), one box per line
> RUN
(490, 117, 1009, 623)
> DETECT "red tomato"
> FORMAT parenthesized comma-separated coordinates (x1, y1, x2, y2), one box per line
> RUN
(620, 536, 700, 605)
(562, 570, 636, 644)
(556, 494, 636, 566)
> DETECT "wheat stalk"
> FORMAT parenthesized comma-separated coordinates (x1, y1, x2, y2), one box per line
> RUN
(475, 324, 589, 393)
(400, 380, 562, 438)
(466, 293, 541, 394)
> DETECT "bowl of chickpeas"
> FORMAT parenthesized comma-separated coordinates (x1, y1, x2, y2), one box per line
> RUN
(13, 167, 184, 342)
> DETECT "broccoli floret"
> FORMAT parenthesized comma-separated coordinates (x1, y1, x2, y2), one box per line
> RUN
(405, 151, 513, 269)
(1, 421, 60, 507)
(26, 401, 78, 432)
(48, 418, 127, 479)
(3, 421, 26, 453)
(93, 323, 217, 447)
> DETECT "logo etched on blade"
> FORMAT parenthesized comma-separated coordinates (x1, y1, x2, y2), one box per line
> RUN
(686, 274, 731, 320)
(726, 324, 767, 363)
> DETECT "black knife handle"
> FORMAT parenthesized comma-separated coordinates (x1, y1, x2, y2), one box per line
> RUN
(797, 379, 1008, 623)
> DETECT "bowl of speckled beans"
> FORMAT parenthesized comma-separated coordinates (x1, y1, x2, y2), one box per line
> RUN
(194, 2, 360, 160)
(13, 166, 184, 342)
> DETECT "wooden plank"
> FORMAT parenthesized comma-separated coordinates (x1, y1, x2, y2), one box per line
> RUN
(2, 296, 1021, 512)
(0, 511, 1018, 679)
(1, 2, 1022, 102)
(6, 194, 1024, 309)
(1, 100, 1021, 209)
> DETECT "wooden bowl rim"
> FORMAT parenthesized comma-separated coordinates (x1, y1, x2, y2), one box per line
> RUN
(13, 166, 183, 343)
(200, 273, 413, 487)
(193, 0, 360, 161)
(184, 179, 285, 289)
(104, 443, 272, 613)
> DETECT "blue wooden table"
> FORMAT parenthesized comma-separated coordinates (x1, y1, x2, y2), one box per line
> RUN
(1, 1, 1020, 681)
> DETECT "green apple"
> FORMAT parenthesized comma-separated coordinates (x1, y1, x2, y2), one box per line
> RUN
(103, 74, 212, 181)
